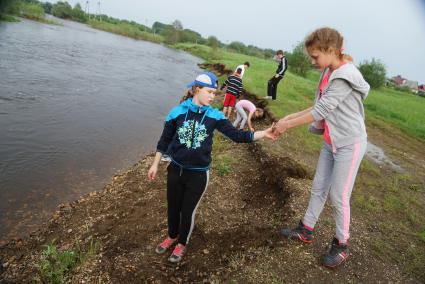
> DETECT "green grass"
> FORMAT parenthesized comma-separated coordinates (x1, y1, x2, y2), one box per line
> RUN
(353, 194, 381, 212)
(359, 159, 381, 176)
(213, 156, 233, 176)
(211, 135, 238, 176)
(35, 239, 99, 284)
(418, 230, 425, 243)
(365, 87, 425, 140)
(2, 2, 61, 25)
(0, 14, 19, 22)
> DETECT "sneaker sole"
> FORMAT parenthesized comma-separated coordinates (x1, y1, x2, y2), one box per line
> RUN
(168, 256, 182, 263)
(155, 248, 167, 254)
(323, 255, 349, 268)
(280, 231, 313, 244)
(295, 234, 313, 244)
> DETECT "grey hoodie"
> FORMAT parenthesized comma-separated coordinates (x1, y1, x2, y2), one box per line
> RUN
(310, 62, 370, 151)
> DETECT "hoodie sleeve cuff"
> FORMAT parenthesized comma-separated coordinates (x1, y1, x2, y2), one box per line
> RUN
(310, 109, 324, 122)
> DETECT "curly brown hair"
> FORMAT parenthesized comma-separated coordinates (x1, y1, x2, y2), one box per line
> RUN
(305, 27, 344, 58)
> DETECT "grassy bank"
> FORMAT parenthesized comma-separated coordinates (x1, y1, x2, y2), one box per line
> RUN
(88, 19, 163, 43)
(365, 87, 425, 140)
(0, 14, 19, 22)
(0, 1, 60, 25)
(175, 43, 425, 143)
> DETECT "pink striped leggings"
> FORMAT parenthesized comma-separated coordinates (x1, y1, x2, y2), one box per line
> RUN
(303, 140, 367, 243)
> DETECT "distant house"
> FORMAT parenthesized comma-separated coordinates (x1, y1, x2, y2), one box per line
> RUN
(391, 75, 406, 86)
(419, 85, 425, 98)
(404, 80, 418, 93)
(390, 75, 418, 93)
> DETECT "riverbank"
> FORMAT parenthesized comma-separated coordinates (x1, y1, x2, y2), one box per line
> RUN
(0, 18, 424, 281)
(0, 18, 204, 243)
(1, 60, 424, 282)
(0, 1, 62, 26)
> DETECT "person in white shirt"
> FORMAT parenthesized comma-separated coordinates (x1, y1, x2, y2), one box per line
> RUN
(235, 61, 250, 78)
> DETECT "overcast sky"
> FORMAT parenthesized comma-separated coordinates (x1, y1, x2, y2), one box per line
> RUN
(60, 0, 425, 83)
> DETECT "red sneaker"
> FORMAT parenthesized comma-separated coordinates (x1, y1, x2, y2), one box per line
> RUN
(168, 243, 186, 263)
(155, 237, 177, 254)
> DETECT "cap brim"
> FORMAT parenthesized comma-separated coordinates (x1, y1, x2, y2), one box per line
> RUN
(187, 81, 196, 88)
(186, 81, 217, 89)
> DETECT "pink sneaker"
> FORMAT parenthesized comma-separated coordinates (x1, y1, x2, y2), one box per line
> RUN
(168, 243, 186, 263)
(155, 237, 177, 254)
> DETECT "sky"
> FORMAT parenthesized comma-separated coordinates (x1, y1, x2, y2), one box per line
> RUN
(59, 0, 425, 84)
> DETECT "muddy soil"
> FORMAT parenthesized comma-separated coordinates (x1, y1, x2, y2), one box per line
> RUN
(0, 64, 422, 283)
(0, 133, 412, 283)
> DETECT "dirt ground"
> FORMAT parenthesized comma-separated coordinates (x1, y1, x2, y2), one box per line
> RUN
(1, 64, 424, 283)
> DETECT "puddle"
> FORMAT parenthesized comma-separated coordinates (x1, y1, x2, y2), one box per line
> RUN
(366, 142, 404, 173)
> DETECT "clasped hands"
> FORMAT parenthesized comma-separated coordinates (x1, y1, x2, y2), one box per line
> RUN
(262, 117, 289, 141)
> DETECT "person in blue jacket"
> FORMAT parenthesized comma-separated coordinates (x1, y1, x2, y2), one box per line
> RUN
(148, 72, 274, 263)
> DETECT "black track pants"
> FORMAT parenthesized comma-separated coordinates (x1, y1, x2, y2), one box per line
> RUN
(267, 75, 283, 100)
(166, 163, 209, 245)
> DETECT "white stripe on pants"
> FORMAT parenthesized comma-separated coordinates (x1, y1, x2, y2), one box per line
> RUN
(186, 171, 209, 244)
(302, 140, 367, 243)
(233, 104, 248, 129)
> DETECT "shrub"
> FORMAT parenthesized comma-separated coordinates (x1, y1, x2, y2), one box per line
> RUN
(19, 2, 45, 20)
(207, 36, 219, 50)
(359, 58, 387, 89)
(71, 3, 87, 23)
(51, 1, 73, 19)
(286, 42, 312, 77)
(36, 240, 99, 284)
(37, 244, 78, 284)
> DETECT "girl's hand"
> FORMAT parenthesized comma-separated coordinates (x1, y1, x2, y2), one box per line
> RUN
(249, 127, 255, 132)
(253, 127, 275, 141)
(148, 164, 158, 180)
(263, 127, 276, 140)
(272, 119, 288, 138)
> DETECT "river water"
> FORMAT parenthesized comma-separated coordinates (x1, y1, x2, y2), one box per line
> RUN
(0, 18, 201, 240)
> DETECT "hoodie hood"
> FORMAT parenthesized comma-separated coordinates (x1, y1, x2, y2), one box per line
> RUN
(180, 98, 211, 113)
(329, 62, 370, 100)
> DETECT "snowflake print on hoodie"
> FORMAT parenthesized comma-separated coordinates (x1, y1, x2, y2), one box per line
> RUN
(177, 120, 208, 149)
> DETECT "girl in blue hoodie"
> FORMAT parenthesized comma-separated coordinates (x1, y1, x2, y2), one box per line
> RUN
(273, 27, 370, 268)
(148, 72, 274, 263)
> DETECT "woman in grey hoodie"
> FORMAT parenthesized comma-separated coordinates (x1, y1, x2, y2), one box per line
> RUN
(272, 27, 370, 268)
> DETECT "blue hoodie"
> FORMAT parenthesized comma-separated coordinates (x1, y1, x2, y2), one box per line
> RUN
(157, 98, 254, 171)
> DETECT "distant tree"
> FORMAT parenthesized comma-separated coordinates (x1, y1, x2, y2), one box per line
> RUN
(286, 42, 312, 77)
(246, 45, 264, 58)
(172, 19, 183, 31)
(0, 0, 18, 14)
(71, 3, 87, 22)
(228, 41, 246, 54)
(51, 1, 73, 19)
(181, 29, 204, 44)
(42, 2, 52, 14)
(358, 58, 387, 89)
(207, 36, 219, 50)
(164, 20, 183, 44)
(19, 2, 45, 19)
(152, 21, 169, 34)
(263, 48, 276, 59)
